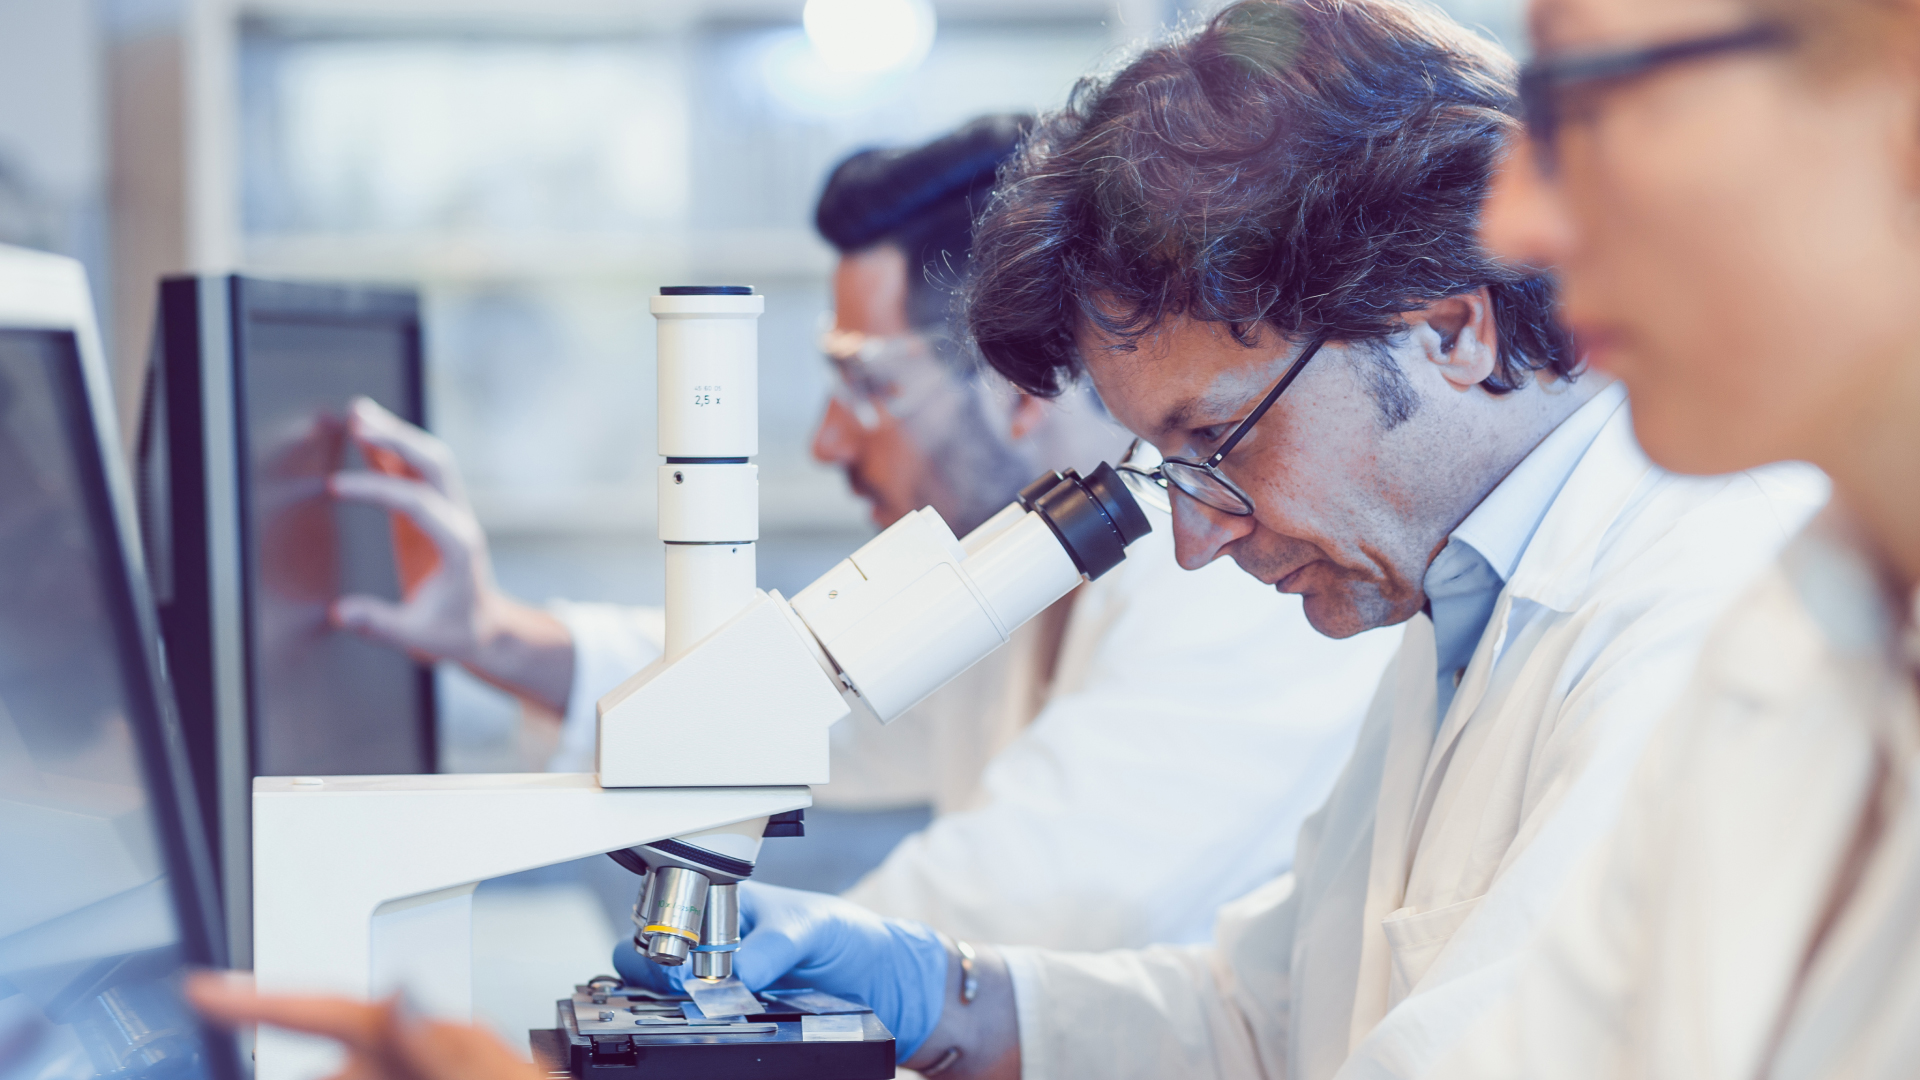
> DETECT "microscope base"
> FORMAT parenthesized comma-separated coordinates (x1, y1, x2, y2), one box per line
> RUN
(252, 774, 811, 1080)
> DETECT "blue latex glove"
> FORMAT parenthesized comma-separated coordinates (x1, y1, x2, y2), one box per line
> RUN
(611, 880, 949, 1060)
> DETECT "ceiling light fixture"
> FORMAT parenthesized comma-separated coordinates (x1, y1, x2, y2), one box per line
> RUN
(802, 0, 938, 75)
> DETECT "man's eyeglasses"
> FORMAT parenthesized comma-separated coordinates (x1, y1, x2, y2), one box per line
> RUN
(1115, 335, 1327, 517)
(1518, 24, 1791, 175)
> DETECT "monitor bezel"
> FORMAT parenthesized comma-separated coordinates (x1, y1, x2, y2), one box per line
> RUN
(0, 243, 243, 1080)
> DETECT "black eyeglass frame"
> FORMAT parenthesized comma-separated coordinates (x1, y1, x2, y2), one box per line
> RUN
(1122, 334, 1328, 517)
(1518, 23, 1791, 174)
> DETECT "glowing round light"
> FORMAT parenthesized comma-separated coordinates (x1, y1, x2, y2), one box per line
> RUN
(802, 0, 937, 75)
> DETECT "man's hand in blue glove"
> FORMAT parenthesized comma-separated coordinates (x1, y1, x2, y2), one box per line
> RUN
(610, 881, 1019, 1079)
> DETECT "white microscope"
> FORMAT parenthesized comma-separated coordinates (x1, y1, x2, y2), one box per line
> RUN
(250, 287, 1150, 1080)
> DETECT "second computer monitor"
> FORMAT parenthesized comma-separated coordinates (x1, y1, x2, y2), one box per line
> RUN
(142, 275, 436, 963)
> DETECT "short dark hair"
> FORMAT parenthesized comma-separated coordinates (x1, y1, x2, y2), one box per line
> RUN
(816, 114, 1034, 330)
(966, 0, 1574, 403)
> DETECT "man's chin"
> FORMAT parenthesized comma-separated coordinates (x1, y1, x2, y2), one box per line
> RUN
(1298, 585, 1400, 640)
(842, 472, 904, 530)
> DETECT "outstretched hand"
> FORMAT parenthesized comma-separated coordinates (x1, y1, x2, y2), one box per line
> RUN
(328, 397, 572, 714)
(187, 972, 540, 1080)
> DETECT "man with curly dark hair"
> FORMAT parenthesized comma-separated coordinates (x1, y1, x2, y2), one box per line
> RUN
(966, 0, 1583, 646)
(187, 4, 1830, 1080)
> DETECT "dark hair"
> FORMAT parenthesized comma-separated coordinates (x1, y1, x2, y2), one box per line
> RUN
(816, 114, 1034, 330)
(966, 0, 1574, 404)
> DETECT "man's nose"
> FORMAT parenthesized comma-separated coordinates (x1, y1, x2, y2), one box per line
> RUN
(1170, 489, 1255, 570)
(811, 398, 864, 465)
(1481, 139, 1574, 271)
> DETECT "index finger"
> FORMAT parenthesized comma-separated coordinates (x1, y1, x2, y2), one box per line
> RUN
(187, 973, 387, 1046)
(327, 471, 467, 560)
(727, 923, 811, 993)
(346, 397, 460, 499)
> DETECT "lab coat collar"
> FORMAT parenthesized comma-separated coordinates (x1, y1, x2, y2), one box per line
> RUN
(1449, 380, 1625, 587)
(1774, 506, 1920, 764)
(1423, 381, 1625, 718)
(1501, 383, 1648, 614)
(1781, 507, 1901, 663)
(1434, 385, 1640, 736)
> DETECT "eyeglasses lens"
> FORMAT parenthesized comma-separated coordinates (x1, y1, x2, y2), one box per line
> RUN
(1114, 439, 1171, 513)
(1161, 460, 1255, 517)
(1115, 466, 1170, 515)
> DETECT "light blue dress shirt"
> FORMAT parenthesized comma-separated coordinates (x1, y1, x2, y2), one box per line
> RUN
(1422, 386, 1623, 720)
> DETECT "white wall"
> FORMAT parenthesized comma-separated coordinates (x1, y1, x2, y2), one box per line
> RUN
(0, 0, 109, 323)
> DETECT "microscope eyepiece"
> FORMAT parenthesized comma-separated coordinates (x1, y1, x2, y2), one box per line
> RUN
(1021, 463, 1153, 581)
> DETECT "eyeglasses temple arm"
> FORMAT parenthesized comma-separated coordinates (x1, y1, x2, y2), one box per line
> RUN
(1534, 24, 1790, 87)
(1208, 336, 1327, 466)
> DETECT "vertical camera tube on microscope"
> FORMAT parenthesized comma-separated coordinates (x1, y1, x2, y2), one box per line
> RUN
(651, 287, 764, 657)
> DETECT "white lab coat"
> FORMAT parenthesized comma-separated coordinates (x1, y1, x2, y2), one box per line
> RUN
(552, 509, 1402, 948)
(1000, 391, 1829, 1080)
(1431, 508, 1920, 1080)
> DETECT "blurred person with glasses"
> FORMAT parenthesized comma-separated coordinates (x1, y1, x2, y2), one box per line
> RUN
(1428, 0, 1920, 1076)
(325, 114, 1403, 952)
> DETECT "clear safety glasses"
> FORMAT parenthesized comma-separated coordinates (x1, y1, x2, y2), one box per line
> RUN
(1114, 334, 1326, 517)
(818, 323, 958, 431)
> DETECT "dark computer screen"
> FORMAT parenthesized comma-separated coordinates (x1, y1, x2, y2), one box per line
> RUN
(0, 328, 234, 1080)
(235, 298, 432, 776)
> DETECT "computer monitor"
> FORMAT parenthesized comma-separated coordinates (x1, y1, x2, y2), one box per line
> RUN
(140, 275, 436, 965)
(0, 244, 242, 1080)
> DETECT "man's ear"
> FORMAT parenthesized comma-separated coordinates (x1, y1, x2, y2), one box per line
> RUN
(1009, 394, 1050, 440)
(1407, 287, 1500, 390)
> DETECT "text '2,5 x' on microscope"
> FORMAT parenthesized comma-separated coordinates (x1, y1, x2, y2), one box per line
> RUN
(250, 286, 1151, 1080)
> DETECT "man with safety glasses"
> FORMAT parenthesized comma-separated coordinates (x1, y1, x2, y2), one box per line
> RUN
(596, 4, 1824, 1080)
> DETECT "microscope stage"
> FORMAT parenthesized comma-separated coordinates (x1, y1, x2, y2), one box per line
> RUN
(533, 984, 895, 1080)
